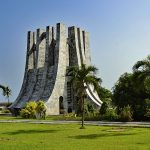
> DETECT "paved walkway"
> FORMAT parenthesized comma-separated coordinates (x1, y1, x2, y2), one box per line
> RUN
(0, 120, 150, 127)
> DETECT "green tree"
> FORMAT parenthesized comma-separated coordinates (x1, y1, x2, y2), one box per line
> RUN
(132, 55, 150, 120)
(99, 101, 108, 115)
(0, 85, 11, 104)
(112, 73, 145, 120)
(112, 73, 135, 108)
(144, 77, 150, 93)
(67, 64, 101, 128)
(97, 86, 112, 102)
(112, 55, 150, 120)
(133, 55, 150, 93)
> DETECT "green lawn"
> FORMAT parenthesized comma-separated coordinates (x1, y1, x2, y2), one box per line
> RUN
(0, 115, 19, 120)
(0, 115, 81, 121)
(0, 123, 149, 150)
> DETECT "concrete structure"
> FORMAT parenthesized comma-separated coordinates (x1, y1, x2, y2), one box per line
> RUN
(10, 23, 102, 115)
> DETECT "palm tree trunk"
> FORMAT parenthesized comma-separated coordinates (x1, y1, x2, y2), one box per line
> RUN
(81, 96, 85, 129)
(8, 97, 9, 104)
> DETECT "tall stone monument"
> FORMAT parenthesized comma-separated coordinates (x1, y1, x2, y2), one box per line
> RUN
(10, 23, 102, 115)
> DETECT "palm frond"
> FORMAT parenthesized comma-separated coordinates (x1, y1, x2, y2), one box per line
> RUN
(66, 66, 79, 76)
(0, 84, 6, 96)
(133, 55, 150, 73)
(5, 86, 11, 97)
(0, 84, 5, 90)
(85, 65, 98, 75)
(133, 60, 147, 72)
(85, 75, 101, 91)
(67, 64, 101, 97)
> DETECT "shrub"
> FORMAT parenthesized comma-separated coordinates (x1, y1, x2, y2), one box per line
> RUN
(99, 102, 108, 115)
(20, 101, 46, 119)
(20, 108, 31, 119)
(101, 108, 119, 121)
(20, 101, 37, 119)
(36, 101, 46, 119)
(84, 102, 96, 117)
(6, 103, 12, 107)
(2, 109, 10, 113)
(64, 112, 76, 118)
(144, 108, 150, 118)
(84, 113, 100, 121)
(119, 105, 133, 122)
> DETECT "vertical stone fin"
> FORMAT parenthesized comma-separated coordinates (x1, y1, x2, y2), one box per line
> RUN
(68, 26, 81, 66)
(36, 29, 46, 68)
(83, 31, 91, 66)
(46, 23, 68, 115)
(77, 28, 86, 65)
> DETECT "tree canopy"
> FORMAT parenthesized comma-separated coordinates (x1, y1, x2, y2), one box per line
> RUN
(112, 55, 150, 120)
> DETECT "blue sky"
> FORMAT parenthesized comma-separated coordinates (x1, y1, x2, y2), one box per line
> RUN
(0, 0, 150, 102)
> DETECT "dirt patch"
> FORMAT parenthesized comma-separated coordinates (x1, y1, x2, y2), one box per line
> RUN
(0, 137, 14, 141)
(106, 127, 129, 132)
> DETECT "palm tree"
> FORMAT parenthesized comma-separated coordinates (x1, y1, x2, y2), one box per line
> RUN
(133, 55, 150, 75)
(67, 64, 101, 128)
(4, 86, 11, 104)
(133, 55, 150, 92)
(0, 85, 11, 104)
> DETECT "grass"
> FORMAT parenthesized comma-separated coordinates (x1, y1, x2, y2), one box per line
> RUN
(0, 115, 19, 120)
(0, 123, 149, 150)
(0, 114, 82, 121)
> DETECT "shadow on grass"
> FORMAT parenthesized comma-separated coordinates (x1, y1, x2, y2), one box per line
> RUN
(3, 129, 58, 135)
(101, 127, 133, 132)
(69, 133, 136, 139)
(137, 142, 146, 145)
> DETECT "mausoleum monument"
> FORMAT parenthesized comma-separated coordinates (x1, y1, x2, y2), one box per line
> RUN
(10, 23, 102, 115)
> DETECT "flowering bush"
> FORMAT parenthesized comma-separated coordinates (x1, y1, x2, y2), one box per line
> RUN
(20, 101, 46, 119)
